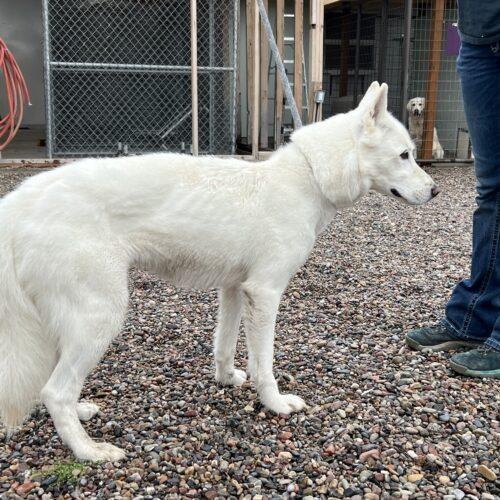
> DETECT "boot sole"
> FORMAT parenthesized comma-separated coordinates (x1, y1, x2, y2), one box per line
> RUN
(449, 360, 500, 378)
(405, 336, 482, 353)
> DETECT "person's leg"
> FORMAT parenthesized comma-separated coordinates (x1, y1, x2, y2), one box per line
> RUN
(444, 41, 500, 345)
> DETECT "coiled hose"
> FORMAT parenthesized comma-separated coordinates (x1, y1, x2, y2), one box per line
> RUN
(0, 37, 30, 151)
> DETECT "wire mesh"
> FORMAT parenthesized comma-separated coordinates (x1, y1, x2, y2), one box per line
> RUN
(322, 1, 394, 118)
(43, 0, 237, 157)
(322, 0, 467, 161)
(410, 0, 468, 160)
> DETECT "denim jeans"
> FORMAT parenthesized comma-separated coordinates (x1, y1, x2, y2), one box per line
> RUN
(444, 41, 500, 351)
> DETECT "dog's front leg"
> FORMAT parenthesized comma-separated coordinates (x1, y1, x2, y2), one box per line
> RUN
(242, 282, 306, 415)
(214, 287, 247, 386)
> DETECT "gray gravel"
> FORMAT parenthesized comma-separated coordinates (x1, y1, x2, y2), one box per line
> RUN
(0, 165, 499, 499)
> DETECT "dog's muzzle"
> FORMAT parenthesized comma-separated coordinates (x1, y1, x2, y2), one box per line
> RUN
(413, 110, 421, 116)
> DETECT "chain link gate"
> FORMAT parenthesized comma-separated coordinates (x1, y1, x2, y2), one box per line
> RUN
(42, 0, 238, 157)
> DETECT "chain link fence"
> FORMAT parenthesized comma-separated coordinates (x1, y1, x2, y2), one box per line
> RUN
(42, 0, 238, 157)
(410, 0, 469, 160)
(322, 1, 407, 121)
(322, 0, 468, 161)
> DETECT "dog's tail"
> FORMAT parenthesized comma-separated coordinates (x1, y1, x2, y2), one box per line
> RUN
(0, 205, 56, 429)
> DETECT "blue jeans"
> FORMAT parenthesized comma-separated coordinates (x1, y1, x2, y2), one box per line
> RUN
(444, 41, 500, 351)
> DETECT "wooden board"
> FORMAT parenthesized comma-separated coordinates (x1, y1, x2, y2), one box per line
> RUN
(294, 0, 304, 123)
(260, 0, 269, 149)
(246, 0, 255, 145)
(308, 0, 324, 122)
(274, 0, 285, 146)
(252, 0, 260, 158)
(422, 0, 445, 158)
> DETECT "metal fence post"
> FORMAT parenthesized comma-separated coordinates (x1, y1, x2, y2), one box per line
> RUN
(352, 0, 362, 109)
(400, 0, 412, 123)
(191, 0, 199, 155)
(41, 0, 53, 159)
(377, 0, 388, 83)
(231, 0, 239, 154)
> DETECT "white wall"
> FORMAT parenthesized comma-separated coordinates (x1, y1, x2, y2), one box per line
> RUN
(0, 0, 46, 125)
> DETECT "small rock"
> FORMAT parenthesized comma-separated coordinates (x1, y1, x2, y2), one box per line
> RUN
(279, 431, 293, 441)
(227, 437, 239, 446)
(278, 451, 293, 461)
(407, 473, 423, 482)
(481, 493, 495, 500)
(128, 472, 142, 483)
(16, 482, 38, 495)
(359, 470, 372, 482)
(359, 449, 380, 463)
(477, 464, 497, 481)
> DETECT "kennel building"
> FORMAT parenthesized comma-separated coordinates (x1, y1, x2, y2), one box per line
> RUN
(322, 0, 469, 160)
(43, 0, 238, 157)
(0, 0, 468, 161)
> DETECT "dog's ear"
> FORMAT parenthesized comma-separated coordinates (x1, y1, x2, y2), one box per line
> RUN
(407, 99, 413, 112)
(357, 81, 380, 110)
(362, 83, 388, 132)
(421, 97, 426, 109)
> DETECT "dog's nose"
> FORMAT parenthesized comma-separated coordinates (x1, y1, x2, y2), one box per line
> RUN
(431, 186, 441, 198)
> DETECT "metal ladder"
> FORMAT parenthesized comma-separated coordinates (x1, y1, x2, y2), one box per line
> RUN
(282, 10, 308, 136)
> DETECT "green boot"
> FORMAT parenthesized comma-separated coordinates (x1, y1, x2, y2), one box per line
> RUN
(450, 346, 500, 378)
(405, 323, 483, 352)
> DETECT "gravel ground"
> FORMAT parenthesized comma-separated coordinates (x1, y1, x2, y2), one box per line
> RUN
(0, 165, 499, 500)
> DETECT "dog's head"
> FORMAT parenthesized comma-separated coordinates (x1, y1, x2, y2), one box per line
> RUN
(357, 83, 438, 205)
(407, 97, 425, 117)
(291, 82, 439, 207)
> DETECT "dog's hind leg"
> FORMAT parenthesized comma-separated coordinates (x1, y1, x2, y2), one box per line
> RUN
(242, 282, 306, 415)
(40, 270, 128, 462)
(214, 287, 247, 386)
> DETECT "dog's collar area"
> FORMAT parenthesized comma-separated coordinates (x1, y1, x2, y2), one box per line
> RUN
(391, 188, 402, 198)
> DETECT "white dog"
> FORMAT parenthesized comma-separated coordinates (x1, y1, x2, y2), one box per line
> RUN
(407, 97, 445, 160)
(0, 82, 438, 462)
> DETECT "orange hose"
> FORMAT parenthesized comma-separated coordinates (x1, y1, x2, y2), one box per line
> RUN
(0, 37, 30, 151)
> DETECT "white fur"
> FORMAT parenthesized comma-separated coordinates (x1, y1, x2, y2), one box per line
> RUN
(0, 82, 437, 461)
(407, 97, 445, 160)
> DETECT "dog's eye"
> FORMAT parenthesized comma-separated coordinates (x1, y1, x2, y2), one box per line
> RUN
(400, 151, 409, 160)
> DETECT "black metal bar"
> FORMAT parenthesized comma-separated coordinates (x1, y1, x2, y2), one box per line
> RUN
(352, 0, 362, 108)
(377, 0, 388, 83)
(400, 0, 412, 122)
(417, 158, 473, 165)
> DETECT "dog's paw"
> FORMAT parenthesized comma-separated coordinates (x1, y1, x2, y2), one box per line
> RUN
(75, 442, 126, 462)
(216, 368, 247, 387)
(264, 394, 307, 415)
(76, 402, 100, 421)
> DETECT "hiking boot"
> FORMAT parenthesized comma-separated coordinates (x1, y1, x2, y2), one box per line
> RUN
(405, 323, 483, 352)
(450, 346, 500, 378)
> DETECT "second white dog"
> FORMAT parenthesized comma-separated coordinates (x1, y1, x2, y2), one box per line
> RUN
(407, 97, 445, 159)
(0, 82, 438, 461)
